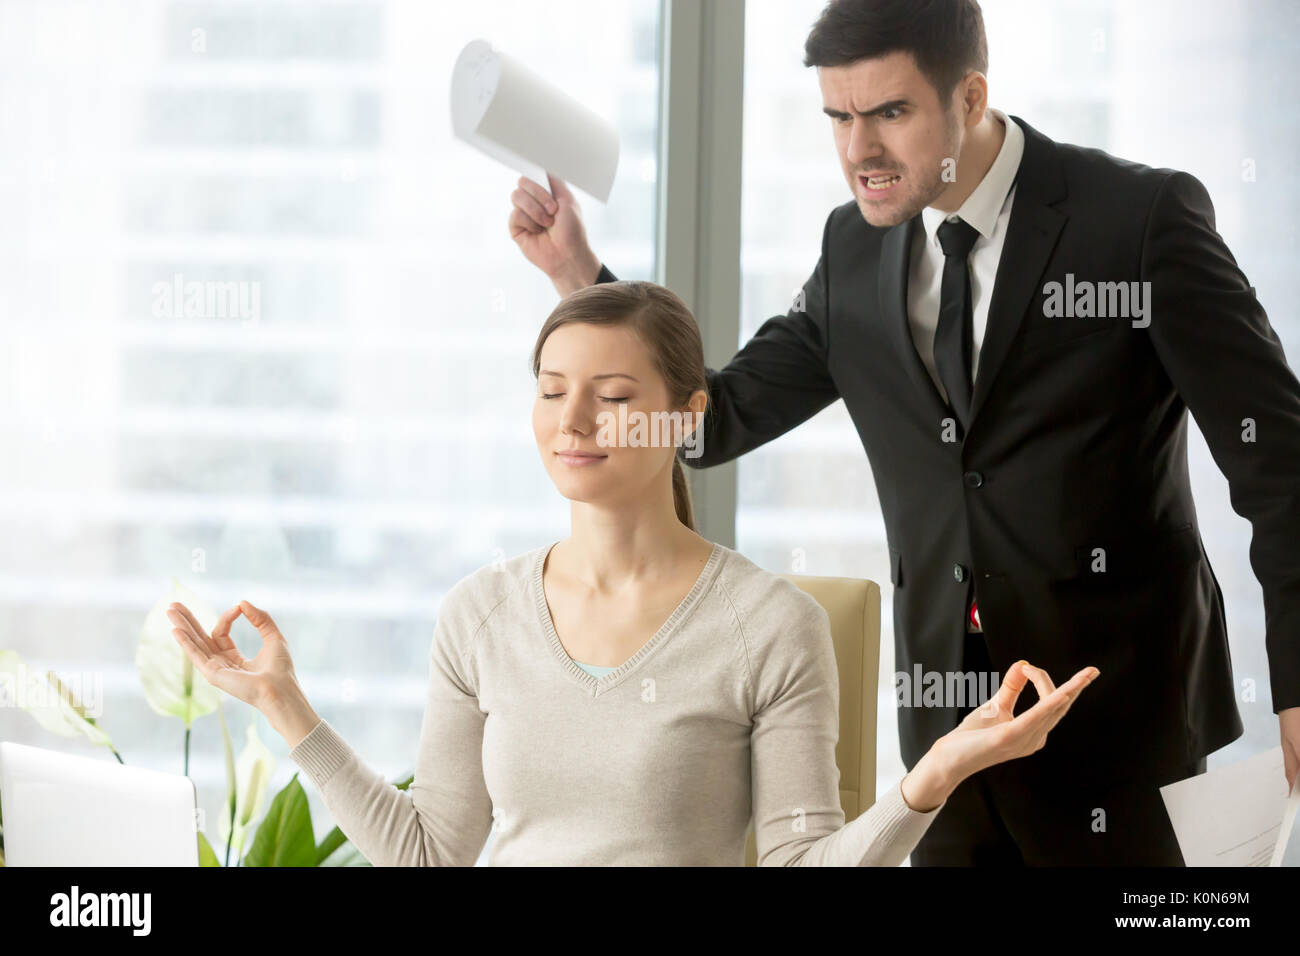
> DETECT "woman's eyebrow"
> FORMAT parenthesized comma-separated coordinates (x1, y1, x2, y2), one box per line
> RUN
(538, 370, 640, 382)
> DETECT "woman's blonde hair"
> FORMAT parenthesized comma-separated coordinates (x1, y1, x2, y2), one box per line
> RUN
(531, 280, 706, 531)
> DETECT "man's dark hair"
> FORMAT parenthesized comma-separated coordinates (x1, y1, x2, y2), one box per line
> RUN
(804, 0, 988, 104)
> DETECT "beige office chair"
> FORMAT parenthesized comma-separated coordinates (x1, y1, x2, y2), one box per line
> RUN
(743, 574, 881, 866)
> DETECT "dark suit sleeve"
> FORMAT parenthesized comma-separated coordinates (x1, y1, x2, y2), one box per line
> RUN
(596, 212, 840, 468)
(1142, 169, 1300, 713)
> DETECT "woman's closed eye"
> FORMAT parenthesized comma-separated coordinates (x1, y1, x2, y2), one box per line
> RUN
(541, 392, 630, 403)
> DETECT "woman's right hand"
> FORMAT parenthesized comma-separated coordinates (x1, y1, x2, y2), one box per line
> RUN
(167, 600, 302, 714)
(508, 173, 602, 296)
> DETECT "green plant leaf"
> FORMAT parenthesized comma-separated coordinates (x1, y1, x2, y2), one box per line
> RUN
(136, 579, 221, 727)
(315, 825, 349, 865)
(243, 773, 316, 867)
(319, 842, 371, 866)
(197, 831, 221, 867)
(0, 650, 115, 750)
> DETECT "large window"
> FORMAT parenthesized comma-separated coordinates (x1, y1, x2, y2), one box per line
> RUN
(0, 0, 661, 865)
(5, 0, 1296, 868)
(738, 0, 1299, 801)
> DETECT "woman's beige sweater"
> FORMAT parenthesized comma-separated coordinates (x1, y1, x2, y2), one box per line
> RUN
(289, 541, 945, 865)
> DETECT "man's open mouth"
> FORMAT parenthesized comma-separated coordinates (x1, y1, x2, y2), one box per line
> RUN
(862, 173, 902, 191)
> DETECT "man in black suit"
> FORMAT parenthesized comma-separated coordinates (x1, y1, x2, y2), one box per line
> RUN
(508, 0, 1300, 865)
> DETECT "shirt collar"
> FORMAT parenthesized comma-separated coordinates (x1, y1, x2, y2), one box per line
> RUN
(920, 107, 1025, 247)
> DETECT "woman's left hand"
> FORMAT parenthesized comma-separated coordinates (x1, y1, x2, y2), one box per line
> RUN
(940, 660, 1099, 780)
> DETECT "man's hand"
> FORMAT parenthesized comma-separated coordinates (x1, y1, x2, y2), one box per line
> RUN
(508, 173, 602, 297)
(1280, 706, 1300, 792)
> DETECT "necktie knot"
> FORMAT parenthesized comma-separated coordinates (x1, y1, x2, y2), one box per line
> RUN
(937, 217, 980, 259)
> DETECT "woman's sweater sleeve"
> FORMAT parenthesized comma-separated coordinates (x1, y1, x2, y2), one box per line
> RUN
(750, 593, 947, 866)
(287, 586, 493, 866)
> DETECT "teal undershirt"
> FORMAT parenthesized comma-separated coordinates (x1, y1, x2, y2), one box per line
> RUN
(574, 660, 618, 678)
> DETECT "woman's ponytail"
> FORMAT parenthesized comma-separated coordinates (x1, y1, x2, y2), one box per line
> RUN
(671, 457, 696, 532)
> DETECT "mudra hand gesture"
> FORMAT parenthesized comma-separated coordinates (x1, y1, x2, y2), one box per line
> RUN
(950, 660, 1098, 769)
(902, 660, 1099, 812)
(166, 600, 320, 745)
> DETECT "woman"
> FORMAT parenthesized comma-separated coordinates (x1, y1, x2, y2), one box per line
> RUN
(168, 280, 1097, 866)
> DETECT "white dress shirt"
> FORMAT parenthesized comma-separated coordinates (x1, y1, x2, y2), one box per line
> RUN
(907, 108, 1025, 402)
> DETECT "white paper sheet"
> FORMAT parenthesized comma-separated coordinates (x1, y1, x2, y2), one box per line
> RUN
(1158, 746, 1297, 866)
(450, 38, 620, 203)
(1270, 767, 1300, 867)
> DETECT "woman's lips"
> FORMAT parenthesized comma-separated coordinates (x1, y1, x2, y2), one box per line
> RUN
(556, 450, 607, 466)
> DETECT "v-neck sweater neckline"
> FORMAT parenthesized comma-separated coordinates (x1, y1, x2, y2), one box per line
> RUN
(533, 540, 726, 696)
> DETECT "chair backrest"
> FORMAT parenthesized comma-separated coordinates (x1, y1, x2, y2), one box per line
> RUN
(743, 574, 881, 866)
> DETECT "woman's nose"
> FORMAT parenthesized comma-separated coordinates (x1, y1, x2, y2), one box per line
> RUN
(558, 398, 593, 435)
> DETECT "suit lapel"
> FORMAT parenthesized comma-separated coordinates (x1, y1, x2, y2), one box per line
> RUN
(878, 213, 950, 420)
(967, 116, 1069, 425)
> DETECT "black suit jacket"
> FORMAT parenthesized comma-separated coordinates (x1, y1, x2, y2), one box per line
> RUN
(596, 115, 1300, 784)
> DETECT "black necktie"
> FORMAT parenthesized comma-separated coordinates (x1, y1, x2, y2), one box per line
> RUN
(934, 217, 981, 427)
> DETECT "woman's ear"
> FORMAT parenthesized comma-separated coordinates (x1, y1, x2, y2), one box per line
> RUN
(687, 388, 707, 430)
(679, 388, 708, 460)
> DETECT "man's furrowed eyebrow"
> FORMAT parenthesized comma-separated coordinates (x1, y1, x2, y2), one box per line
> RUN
(538, 370, 640, 382)
(822, 98, 911, 119)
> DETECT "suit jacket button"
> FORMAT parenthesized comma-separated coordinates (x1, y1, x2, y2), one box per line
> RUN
(964, 471, 984, 488)
(953, 564, 967, 583)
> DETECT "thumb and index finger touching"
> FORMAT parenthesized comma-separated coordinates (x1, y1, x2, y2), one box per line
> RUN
(237, 600, 284, 641)
(1017, 664, 1100, 735)
(991, 659, 1098, 721)
(172, 598, 283, 646)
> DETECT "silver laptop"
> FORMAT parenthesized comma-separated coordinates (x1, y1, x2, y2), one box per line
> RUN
(0, 740, 199, 866)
